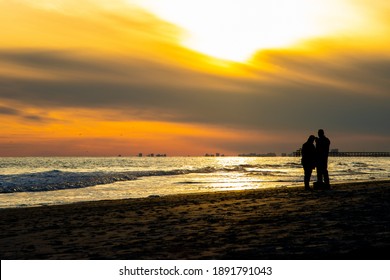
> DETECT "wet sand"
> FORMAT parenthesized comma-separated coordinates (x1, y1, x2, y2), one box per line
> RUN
(1, 180, 390, 259)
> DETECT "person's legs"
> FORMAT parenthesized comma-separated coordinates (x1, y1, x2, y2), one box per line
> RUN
(316, 161, 330, 189)
(304, 167, 312, 189)
(316, 165, 323, 183)
(323, 168, 330, 187)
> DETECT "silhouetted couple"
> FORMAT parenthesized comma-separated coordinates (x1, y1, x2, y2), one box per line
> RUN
(301, 129, 331, 190)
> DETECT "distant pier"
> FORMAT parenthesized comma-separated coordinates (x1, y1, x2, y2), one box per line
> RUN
(328, 151, 390, 157)
(292, 150, 390, 157)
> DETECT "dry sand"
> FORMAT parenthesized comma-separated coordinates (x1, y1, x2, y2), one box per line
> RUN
(1, 180, 390, 260)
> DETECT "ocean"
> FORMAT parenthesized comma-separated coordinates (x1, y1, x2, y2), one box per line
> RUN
(0, 156, 389, 208)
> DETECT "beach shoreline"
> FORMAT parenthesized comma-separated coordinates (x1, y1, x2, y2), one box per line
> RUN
(1, 180, 390, 260)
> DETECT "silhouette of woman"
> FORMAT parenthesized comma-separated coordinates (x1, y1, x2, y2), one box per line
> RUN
(301, 135, 316, 190)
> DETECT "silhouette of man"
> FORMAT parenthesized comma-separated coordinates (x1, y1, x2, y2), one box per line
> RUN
(301, 135, 316, 190)
(315, 129, 331, 188)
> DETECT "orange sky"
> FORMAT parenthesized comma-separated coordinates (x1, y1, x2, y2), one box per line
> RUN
(1, 0, 389, 156)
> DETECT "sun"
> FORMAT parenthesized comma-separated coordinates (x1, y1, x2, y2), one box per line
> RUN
(130, 0, 359, 62)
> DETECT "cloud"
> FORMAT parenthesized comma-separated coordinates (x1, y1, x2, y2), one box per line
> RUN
(256, 47, 390, 96)
(0, 46, 389, 139)
(0, 50, 123, 76)
(0, 106, 19, 116)
(0, 104, 55, 123)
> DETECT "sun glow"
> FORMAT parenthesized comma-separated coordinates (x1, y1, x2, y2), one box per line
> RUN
(130, 0, 354, 62)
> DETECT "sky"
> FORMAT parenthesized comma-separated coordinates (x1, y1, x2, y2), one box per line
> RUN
(0, 0, 389, 156)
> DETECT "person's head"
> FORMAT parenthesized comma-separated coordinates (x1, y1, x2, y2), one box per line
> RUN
(318, 129, 325, 137)
(308, 135, 316, 143)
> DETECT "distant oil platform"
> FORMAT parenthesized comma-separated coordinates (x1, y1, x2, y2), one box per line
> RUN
(137, 153, 167, 157)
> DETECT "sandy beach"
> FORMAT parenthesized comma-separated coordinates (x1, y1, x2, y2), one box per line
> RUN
(1, 180, 390, 260)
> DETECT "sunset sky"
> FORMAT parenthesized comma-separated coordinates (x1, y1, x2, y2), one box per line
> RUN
(1, 0, 389, 156)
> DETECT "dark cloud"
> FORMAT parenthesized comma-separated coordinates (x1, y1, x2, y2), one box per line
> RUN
(0, 49, 389, 139)
(22, 114, 50, 122)
(0, 49, 133, 79)
(0, 104, 53, 123)
(0, 106, 19, 115)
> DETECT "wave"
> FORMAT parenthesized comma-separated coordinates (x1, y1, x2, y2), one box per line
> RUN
(0, 167, 222, 193)
(0, 163, 299, 194)
(0, 170, 135, 193)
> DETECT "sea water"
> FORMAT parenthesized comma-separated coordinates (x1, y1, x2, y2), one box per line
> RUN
(0, 157, 389, 208)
